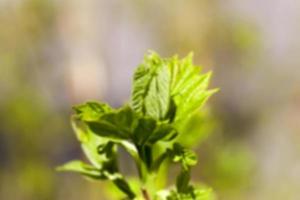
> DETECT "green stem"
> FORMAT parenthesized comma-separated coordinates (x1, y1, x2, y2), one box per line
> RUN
(136, 145, 154, 200)
(142, 188, 151, 200)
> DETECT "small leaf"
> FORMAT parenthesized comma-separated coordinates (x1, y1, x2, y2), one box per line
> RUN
(171, 143, 198, 170)
(73, 101, 112, 121)
(176, 169, 191, 193)
(71, 117, 110, 168)
(86, 106, 137, 140)
(119, 141, 139, 162)
(87, 121, 127, 139)
(131, 51, 217, 126)
(132, 117, 156, 145)
(148, 123, 178, 144)
(162, 185, 215, 200)
(101, 171, 136, 199)
(131, 51, 171, 120)
(169, 53, 218, 124)
(112, 177, 136, 199)
(56, 160, 103, 179)
(151, 151, 169, 172)
(144, 61, 171, 120)
(192, 186, 215, 200)
(132, 118, 178, 145)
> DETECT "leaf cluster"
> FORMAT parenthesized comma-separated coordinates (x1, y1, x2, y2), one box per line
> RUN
(57, 51, 217, 200)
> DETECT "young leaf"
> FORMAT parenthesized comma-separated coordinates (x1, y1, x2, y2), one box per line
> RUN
(144, 61, 171, 120)
(168, 54, 218, 124)
(192, 186, 215, 200)
(132, 116, 157, 145)
(131, 52, 171, 120)
(73, 101, 112, 121)
(132, 117, 178, 145)
(112, 178, 136, 199)
(85, 106, 137, 140)
(56, 160, 103, 179)
(171, 143, 198, 170)
(101, 171, 136, 199)
(131, 51, 217, 126)
(71, 117, 110, 168)
(148, 122, 178, 144)
(176, 169, 191, 193)
(58, 159, 136, 198)
(155, 185, 215, 200)
(161, 186, 215, 200)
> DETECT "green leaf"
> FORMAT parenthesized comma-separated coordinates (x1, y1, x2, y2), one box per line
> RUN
(71, 117, 110, 168)
(131, 51, 217, 126)
(56, 160, 103, 179)
(158, 186, 215, 200)
(112, 177, 136, 199)
(119, 140, 139, 162)
(100, 171, 136, 199)
(171, 143, 198, 170)
(132, 118, 178, 145)
(155, 185, 215, 200)
(169, 53, 218, 123)
(86, 106, 137, 140)
(151, 150, 170, 172)
(132, 116, 157, 145)
(81, 104, 177, 146)
(144, 60, 171, 120)
(176, 170, 191, 193)
(73, 101, 112, 121)
(131, 51, 171, 120)
(148, 122, 178, 144)
(57, 160, 136, 198)
(191, 186, 215, 200)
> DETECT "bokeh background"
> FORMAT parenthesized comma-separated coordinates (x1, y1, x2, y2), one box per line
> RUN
(1, 0, 300, 199)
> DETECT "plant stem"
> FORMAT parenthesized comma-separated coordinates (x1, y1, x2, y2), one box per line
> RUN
(142, 188, 151, 200)
(136, 145, 154, 200)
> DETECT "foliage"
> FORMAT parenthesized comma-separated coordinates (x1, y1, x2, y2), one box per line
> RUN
(57, 51, 217, 200)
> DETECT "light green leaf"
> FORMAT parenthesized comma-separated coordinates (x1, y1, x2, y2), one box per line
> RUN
(171, 143, 198, 170)
(73, 101, 112, 121)
(176, 170, 191, 193)
(158, 185, 215, 200)
(56, 160, 103, 179)
(168, 53, 218, 123)
(86, 106, 137, 140)
(71, 117, 110, 168)
(131, 51, 171, 120)
(57, 160, 136, 198)
(132, 116, 156, 145)
(132, 117, 177, 145)
(192, 186, 215, 200)
(112, 177, 136, 199)
(131, 51, 217, 126)
(148, 123, 178, 144)
(144, 60, 171, 120)
(119, 140, 139, 162)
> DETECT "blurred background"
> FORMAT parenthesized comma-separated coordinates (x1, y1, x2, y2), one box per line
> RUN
(0, 0, 300, 199)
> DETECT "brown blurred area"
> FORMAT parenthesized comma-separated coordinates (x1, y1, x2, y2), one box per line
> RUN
(0, 0, 300, 199)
